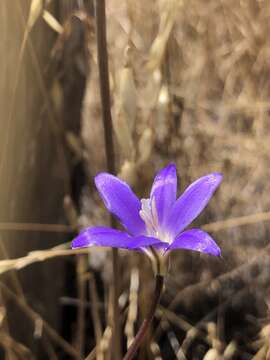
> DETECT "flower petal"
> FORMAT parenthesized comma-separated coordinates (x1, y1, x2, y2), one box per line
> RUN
(168, 229, 221, 256)
(165, 173, 223, 237)
(150, 163, 177, 226)
(72, 227, 163, 250)
(95, 173, 145, 236)
(132, 236, 169, 250)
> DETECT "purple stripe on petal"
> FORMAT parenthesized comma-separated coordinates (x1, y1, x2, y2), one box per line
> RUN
(150, 164, 177, 226)
(168, 229, 221, 256)
(95, 173, 145, 236)
(72, 226, 163, 250)
(165, 173, 223, 237)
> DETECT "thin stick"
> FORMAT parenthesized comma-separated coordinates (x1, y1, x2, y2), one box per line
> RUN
(0, 222, 73, 233)
(125, 268, 139, 347)
(88, 273, 103, 359)
(0, 242, 25, 300)
(94, 1, 121, 359)
(0, 282, 80, 359)
(202, 210, 270, 232)
(0, 243, 58, 359)
(0, 331, 34, 360)
(76, 256, 87, 357)
(0, 247, 92, 275)
(123, 275, 164, 360)
(95, 0, 115, 174)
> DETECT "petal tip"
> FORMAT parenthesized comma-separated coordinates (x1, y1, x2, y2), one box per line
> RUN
(167, 162, 177, 169)
(212, 245, 221, 257)
(158, 163, 176, 174)
(165, 163, 177, 174)
(71, 233, 89, 249)
(94, 172, 110, 187)
(71, 238, 83, 249)
(71, 227, 96, 249)
(208, 172, 223, 184)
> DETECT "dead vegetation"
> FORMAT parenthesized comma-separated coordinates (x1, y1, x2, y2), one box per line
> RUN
(2, 0, 270, 359)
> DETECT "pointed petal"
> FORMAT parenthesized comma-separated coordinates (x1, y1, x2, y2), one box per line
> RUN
(165, 173, 223, 237)
(95, 173, 145, 236)
(72, 227, 163, 250)
(168, 229, 221, 256)
(150, 164, 177, 226)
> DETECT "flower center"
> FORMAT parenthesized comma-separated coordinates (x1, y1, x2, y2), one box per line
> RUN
(139, 197, 171, 243)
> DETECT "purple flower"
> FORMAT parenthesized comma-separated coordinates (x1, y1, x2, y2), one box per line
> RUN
(72, 164, 222, 258)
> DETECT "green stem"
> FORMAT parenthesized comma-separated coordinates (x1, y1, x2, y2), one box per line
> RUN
(123, 275, 164, 360)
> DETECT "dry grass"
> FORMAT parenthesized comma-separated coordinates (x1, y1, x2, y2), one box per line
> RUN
(2, 0, 270, 359)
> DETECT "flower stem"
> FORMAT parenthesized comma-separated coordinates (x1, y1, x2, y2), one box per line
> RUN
(95, 1, 121, 359)
(123, 275, 164, 360)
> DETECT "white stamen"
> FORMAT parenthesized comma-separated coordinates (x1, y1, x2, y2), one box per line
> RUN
(139, 197, 173, 244)
(139, 199, 155, 236)
(150, 197, 159, 230)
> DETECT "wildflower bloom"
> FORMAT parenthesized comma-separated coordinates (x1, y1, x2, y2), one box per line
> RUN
(72, 164, 222, 265)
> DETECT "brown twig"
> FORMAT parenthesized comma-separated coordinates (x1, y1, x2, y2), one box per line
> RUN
(125, 268, 139, 348)
(202, 211, 270, 233)
(123, 275, 164, 360)
(0, 246, 92, 276)
(0, 331, 34, 360)
(95, 0, 115, 173)
(0, 242, 58, 359)
(63, 195, 87, 357)
(0, 282, 80, 359)
(0, 222, 73, 233)
(76, 256, 87, 357)
(88, 273, 103, 359)
(94, 1, 121, 359)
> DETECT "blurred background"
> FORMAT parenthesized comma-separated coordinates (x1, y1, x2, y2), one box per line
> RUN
(1, 0, 270, 359)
